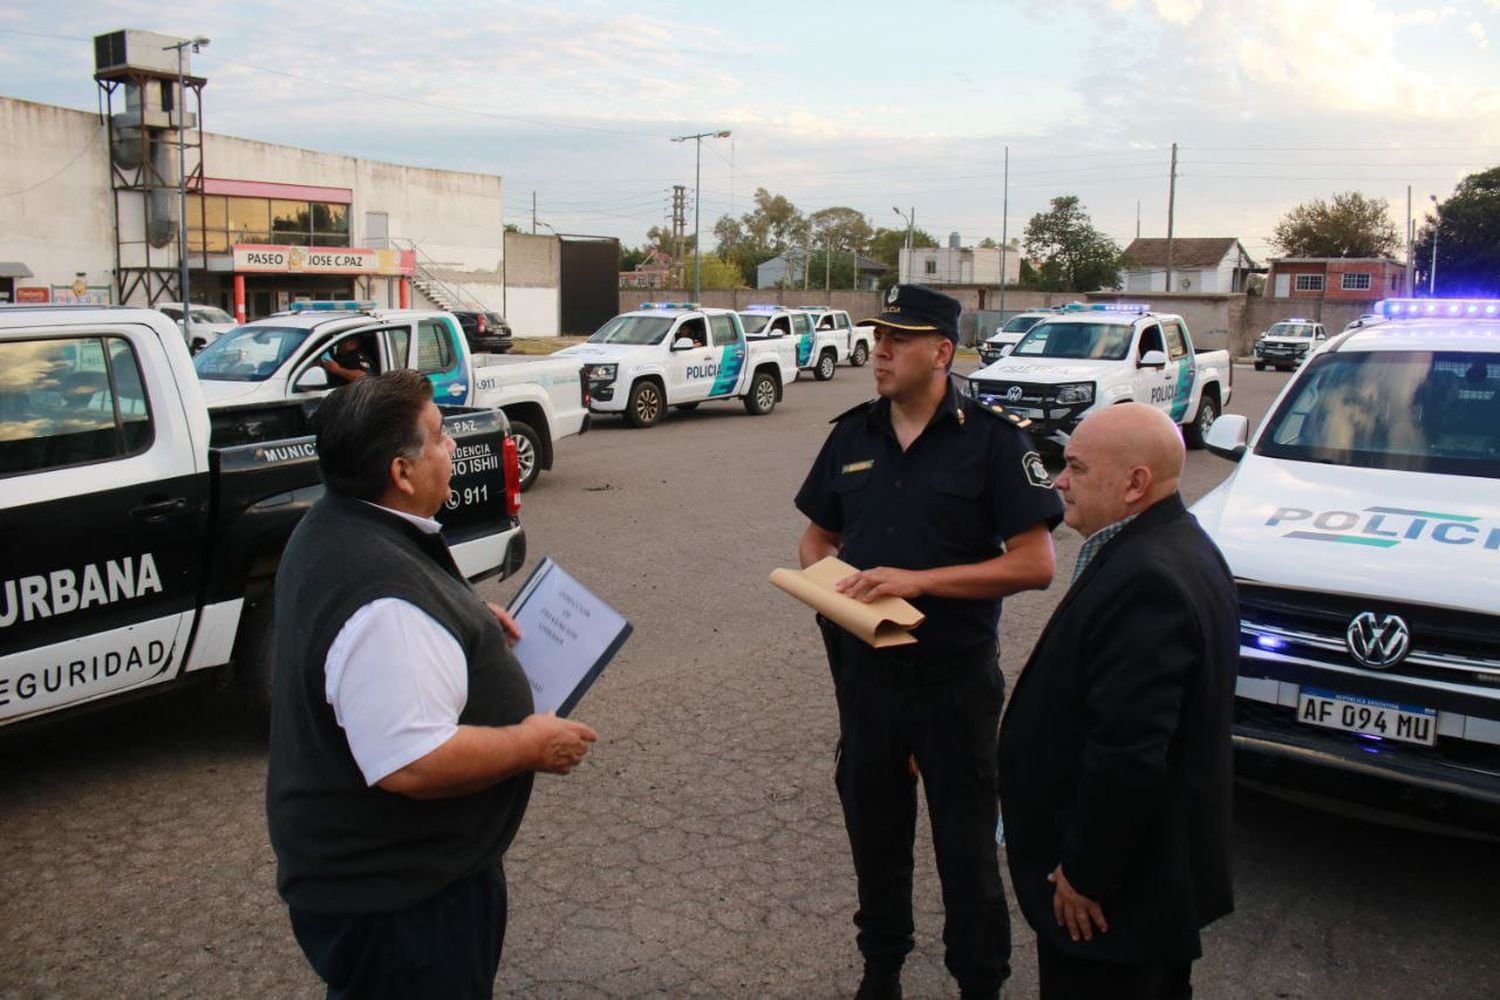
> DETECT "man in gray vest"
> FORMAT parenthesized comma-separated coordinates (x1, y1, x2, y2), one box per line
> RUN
(266, 370, 597, 999)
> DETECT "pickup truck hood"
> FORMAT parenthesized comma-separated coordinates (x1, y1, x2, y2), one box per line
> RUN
(552, 343, 650, 363)
(196, 378, 285, 408)
(1190, 455, 1500, 611)
(970, 358, 1117, 383)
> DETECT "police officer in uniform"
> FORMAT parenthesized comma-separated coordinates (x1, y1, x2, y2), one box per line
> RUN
(319, 334, 376, 384)
(794, 284, 1063, 1000)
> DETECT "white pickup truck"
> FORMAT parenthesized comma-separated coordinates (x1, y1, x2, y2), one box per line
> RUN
(557, 303, 796, 428)
(191, 302, 588, 490)
(737, 306, 804, 379)
(966, 302, 1233, 449)
(792, 307, 874, 379)
(1253, 318, 1328, 371)
(0, 305, 525, 729)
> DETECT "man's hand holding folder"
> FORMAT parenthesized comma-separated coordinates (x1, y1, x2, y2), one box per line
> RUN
(769, 556, 925, 648)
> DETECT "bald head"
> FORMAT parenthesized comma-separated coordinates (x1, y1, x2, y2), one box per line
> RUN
(1056, 403, 1185, 537)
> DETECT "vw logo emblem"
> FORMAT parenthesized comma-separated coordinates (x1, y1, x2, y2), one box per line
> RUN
(1345, 612, 1411, 669)
(1005, 386, 1024, 402)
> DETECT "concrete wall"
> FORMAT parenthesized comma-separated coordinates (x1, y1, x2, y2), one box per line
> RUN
(501, 232, 559, 336)
(0, 100, 117, 298)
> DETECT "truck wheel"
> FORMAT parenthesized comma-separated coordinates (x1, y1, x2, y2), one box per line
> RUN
(236, 597, 277, 717)
(625, 380, 664, 428)
(1184, 394, 1220, 450)
(850, 342, 869, 367)
(1253, 361, 1265, 371)
(509, 420, 542, 492)
(743, 370, 778, 415)
(814, 351, 837, 381)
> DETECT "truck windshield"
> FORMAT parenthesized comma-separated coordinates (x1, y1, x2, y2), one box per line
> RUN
(1257, 351, 1500, 478)
(194, 326, 311, 381)
(738, 314, 772, 335)
(1268, 322, 1318, 339)
(1011, 322, 1132, 360)
(1001, 314, 1045, 334)
(588, 315, 674, 346)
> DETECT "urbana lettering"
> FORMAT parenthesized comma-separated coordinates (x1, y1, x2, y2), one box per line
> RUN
(0, 640, 168, 706)
(0, 554, 164, 628)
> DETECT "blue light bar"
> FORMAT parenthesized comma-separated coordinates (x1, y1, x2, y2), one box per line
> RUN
(742, 304, 781, 311)
(1255, 635, 1286, 652)
(638, 302, 701, 310)
(1062, 302, 1150, 313)
(1377, 298, 1500, 319)
(1286, 317, 1309, 323)
(289, 299, 377, 312)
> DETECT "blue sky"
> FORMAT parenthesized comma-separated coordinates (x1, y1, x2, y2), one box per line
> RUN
(3, 0, 1499, 263)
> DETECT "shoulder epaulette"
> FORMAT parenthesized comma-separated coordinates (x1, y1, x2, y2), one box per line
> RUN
(972, 399, 1032, 429)
(829, 399, 877, 424)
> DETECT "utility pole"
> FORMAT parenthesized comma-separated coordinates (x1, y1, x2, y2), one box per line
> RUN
(671, 185, 687, 289)
(1405, 185, 1414, 294)
(669, 129, 731, 302)
(1429, 194, 1441, 296)
(531, 191, 537, 234)
(999, 145, 1009, 319)
(165, 36, 209, 319)
(1165, 142, 1177, 293)
(824, 238, 831, 291)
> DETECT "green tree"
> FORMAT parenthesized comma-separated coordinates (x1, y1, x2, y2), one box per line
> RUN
(713, 189, 811, 287)
(619, 245, 647, 271)
(694, 253, 746, 290)
(1270, 191, 1399, 258)
(1022, 196, 1122, 292)
(867, 226, 938, 278)
(808, 207, 873, 256)
(1413, 167, 1500, 295)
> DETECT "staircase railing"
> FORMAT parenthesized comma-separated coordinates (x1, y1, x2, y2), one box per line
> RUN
(386, 237, 490, 314)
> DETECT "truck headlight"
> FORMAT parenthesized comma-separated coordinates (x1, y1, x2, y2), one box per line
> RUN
(1055, 382, 1094, 405)
(586, 363, 617, 383)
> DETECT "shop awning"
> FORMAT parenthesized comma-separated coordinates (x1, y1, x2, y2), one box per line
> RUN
(0, 262, 33, 279)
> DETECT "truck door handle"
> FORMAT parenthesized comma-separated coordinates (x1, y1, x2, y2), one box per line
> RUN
(130, 496, 189, 522)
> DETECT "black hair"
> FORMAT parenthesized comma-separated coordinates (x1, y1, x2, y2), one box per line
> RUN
(312, 369, 433, 501)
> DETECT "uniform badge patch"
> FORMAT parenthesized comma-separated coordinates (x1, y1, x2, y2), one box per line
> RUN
(1022, 451, 1053, 488)
(841, 460, 875, 474)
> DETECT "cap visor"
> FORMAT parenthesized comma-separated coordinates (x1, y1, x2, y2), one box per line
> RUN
(860, 312, 941, 332)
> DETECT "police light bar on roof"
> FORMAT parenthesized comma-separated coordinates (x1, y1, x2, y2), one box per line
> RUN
(1286, 317, 1309, 323)
(290, 299, 377, 312)
(639, 302, 700, 310)
(1061, 302, 1150, 313)
(1377, 298, 1500, 319)
(742, 304, 781, 311)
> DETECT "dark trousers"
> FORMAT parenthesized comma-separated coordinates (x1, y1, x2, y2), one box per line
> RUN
(1036, 937, 1193, 1000)
(289, 866, 508, 1000)
(827, 626, 1011, 994)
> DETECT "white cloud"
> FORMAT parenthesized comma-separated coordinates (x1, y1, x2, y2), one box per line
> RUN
(1468, 20, 1490, 48)
(1152, 0, 1203, 23)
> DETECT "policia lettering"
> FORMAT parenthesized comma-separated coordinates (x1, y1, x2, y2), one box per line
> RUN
(0, 554, 163, 628)
(0, 641, 170, 707)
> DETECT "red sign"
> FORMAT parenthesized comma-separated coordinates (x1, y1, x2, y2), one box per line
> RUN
(15, 287, 50, 303)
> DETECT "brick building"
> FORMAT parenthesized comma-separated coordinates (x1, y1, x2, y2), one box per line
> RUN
(1266, 257, 1408, 301)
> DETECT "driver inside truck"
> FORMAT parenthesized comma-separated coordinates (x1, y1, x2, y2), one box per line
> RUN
(319, 335, 376, 384)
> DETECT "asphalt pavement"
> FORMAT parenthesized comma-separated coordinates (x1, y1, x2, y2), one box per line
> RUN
(2, 362, 1497, 998)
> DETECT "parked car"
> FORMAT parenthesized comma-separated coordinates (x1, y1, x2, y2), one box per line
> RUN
(157, 303, 238, 353)
(451, 309, 514, 353)
(1253, 318, 1328, 371)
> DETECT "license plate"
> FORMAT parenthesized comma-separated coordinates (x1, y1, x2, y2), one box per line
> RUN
(1296, 687, 1437, 746)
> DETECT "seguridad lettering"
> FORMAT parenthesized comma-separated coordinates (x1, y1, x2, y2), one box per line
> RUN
(0, 640, 169, 706)
(0, 554, 163, 628)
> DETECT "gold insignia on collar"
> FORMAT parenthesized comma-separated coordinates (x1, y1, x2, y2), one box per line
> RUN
(956, 408, 966, 426)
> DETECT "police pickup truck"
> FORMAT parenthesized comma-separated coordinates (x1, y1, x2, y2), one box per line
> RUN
(1194, 297, 1500, 823)
(192, 301, 588, 491)
(557, 303, 796, 428)
(792, 307, 874, 379)
(0, 306, 525, 730)
(976, 309, 1058, 367)
(1253, 317, 1328, 372)
(966, 302, 1232, 449)
(737, 305, 805, 378)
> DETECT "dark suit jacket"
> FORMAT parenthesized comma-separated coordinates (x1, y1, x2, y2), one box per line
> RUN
(998, 493, 1238, 965)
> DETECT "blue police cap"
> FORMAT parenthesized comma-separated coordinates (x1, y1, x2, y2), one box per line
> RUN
(861, 284, 961, 343)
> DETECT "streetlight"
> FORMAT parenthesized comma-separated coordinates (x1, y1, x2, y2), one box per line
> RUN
(892, 206, 914, 283)
(671, 129, 731, 302)
(164, 35, 209, 324)
(1428, 194, 1441, 296)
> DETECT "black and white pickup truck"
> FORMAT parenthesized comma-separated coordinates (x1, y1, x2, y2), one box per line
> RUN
(0, 306, 526, 730)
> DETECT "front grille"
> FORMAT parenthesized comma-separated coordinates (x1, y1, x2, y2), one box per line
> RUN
(1235, 698, 1500, 782)
(1239, 583, 1500, 687)
(970, 380, 1091, 434)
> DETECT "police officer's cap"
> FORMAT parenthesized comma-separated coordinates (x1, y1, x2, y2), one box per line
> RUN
(861, 284, 961, 343)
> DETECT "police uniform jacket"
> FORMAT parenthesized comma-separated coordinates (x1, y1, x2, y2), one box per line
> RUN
(795, 384, 1063, 655)
(997, 494, 1239, 965)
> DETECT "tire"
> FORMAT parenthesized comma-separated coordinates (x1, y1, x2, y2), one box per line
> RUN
(743, 370, 778, 416)
(814, 350, 836, 381)
(509, 419, 542, 492)
(674, 402, 700, 412)
(1184, 393, 1219, 450)
(1253, 361, 1265, 371)
(850, 342, 869, 367)
(236, 596, 277, 717)
(625, 380, 665, 428)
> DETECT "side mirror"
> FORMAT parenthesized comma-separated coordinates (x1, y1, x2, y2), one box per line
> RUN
(999, 344, 1013, 357)
(294, 366, 330, 391)
(1139, 349, 1167, 368)
(672, 337, 696, 351)
(1205, 413, 1249, 461)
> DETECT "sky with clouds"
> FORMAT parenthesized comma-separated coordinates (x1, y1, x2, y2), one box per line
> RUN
(3, 0, 1498, 264)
